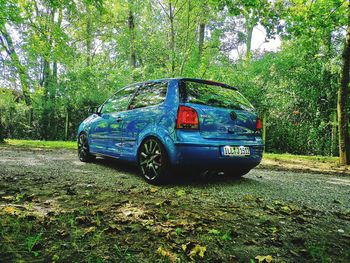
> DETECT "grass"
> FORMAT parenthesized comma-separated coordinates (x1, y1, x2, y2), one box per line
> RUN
(1, 139, 77, 150)
(263, 153, 338, 164)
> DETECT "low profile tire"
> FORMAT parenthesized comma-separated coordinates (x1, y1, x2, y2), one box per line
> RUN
(223, 168, 250, 178)
(138, 137, 170, 184)
(78, 133, 95, 162)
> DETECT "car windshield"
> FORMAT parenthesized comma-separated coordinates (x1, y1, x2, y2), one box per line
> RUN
(181, 81, 255, 111)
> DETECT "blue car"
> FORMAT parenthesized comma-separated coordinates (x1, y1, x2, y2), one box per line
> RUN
(78, 78, 264, 184)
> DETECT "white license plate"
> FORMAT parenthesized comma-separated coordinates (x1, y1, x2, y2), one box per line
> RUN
(223, 146, 250, 156)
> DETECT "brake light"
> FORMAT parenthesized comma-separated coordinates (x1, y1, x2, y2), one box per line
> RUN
(176, 106, 199, 129)
(256, 118, 262, 131)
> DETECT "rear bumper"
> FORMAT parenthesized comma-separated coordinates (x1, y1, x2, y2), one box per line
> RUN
(170, 143, 263, 170)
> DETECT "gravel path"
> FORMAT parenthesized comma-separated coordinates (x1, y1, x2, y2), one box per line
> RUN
(0, 147, 349, 262)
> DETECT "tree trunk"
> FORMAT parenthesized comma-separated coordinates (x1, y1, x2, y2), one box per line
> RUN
(179, 0, 191, 75)
(52, 8, 62, 83)
(198, 23, 205, 59)
(0, 107, 4, 143)
(331, 111, 337, 156)
(169, 1, 175, 76)
(337, 0, 350, 165)
(0, 26, 31, 106)
(262, 111, 267, 151)
(65, 108, 69, 141)
(246, 25, 253, 60)
(128, 1, 136, 70)
(86, 5, 92, 67)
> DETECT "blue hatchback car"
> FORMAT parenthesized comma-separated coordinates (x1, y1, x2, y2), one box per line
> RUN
(78, 78, 264, 184)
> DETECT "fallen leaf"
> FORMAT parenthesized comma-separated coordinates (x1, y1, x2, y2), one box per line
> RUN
(149, 187, 158, 193)
(189, 244, 206, 258)
(157, 247, 177, 262)
(4, 206, 15, 214)
(83, 226, 96, 235)
(255, 255, 273, 263)
(182, 242, 206, 259)
(1, 206, 21, 215)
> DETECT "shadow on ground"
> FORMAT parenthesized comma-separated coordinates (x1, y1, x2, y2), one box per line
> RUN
(94, 156, 254, 186)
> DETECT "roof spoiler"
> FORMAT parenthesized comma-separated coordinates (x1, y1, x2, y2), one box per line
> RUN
(180, 78, 238, 90)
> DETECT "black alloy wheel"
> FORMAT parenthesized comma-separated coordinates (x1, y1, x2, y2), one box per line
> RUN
(78, 133, 95, 162)
(138, 138, 169, 184)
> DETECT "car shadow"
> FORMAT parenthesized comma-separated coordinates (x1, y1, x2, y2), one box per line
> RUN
(93, 156, 254, 186)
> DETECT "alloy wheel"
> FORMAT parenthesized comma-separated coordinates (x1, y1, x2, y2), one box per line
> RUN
(78, 133, 89, 161)
(139, 139, 163, 181)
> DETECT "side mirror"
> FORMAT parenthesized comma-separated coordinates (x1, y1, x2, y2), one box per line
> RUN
(88, 106, 99, 115)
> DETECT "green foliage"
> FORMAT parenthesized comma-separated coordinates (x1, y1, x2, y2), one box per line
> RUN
(26, 233, 42, 256)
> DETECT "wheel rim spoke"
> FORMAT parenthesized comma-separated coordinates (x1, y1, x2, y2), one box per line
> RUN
(150, 163, 157, 176)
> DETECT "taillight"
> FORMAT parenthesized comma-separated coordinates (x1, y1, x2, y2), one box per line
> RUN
(256, 117, 262, 131)
(176, 105, 199, 130)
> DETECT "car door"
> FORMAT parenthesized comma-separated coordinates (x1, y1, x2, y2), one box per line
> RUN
(90, 85, 137, 157)
(89, 112, 110, 154)
(103, 85, 138, 157)
(120, 81, 168, 160)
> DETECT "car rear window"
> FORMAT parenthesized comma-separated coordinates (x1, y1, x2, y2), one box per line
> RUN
(180, 81, 254, 111)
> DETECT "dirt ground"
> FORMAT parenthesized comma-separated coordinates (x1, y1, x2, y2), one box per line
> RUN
(0, 146, 349, 263)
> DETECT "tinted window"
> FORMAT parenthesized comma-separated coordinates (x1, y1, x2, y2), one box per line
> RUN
(101, 85, 137, 114)
(181, 81, 254, 111)
(129, 82, 167, 109)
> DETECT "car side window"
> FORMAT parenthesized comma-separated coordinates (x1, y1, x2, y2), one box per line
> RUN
(100, 85, 137, 114)
(128, 82, 168, 110)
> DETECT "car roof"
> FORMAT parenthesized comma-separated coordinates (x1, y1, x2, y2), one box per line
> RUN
(130, 78, 237, 90)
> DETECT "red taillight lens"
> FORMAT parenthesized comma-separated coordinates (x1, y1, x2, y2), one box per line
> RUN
(256, 118, 262, 131)
(176, 106, 199, 129)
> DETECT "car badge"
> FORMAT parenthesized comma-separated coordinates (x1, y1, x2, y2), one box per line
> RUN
(230, 111, 237, 120)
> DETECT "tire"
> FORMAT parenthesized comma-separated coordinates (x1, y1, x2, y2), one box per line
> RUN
(138, 137, 170, 184)
(78, 132, 96, 162)
(223, 168, 250, 178)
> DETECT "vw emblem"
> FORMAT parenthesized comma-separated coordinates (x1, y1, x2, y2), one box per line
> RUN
(230, 111, 237, 120)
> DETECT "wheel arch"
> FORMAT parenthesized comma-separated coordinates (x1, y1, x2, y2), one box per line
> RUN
(136, 133, 174, 165)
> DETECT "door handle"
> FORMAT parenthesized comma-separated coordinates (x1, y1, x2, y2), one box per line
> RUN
(116, 116, 123, 122)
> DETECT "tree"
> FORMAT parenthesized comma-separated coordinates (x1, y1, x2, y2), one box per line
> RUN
(220, 0, 280, 60)
(338, 0, 350, 165)
(0, 0, 31, 106)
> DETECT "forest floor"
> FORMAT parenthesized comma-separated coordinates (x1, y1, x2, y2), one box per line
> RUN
(0, 145, 349, 262)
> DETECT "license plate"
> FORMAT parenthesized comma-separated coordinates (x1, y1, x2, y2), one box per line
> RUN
(223, 146, 250, 156)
